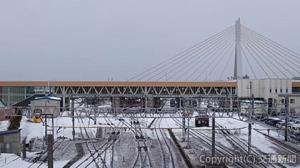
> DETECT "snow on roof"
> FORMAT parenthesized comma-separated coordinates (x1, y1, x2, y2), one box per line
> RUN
(34, 96, 61, 101)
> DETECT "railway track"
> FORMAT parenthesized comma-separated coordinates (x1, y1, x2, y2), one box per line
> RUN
(153, 117, 175, 168)
(26, 138, 66, 168)
(119, 118, 153, 168)
(215, 123, 282, 168)
(76, 110, 101, 168)
(171, 115, 249, 168)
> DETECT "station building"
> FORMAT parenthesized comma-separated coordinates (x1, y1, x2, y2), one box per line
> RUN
(0, 80, 299, 113)
(238, 79, 300, 115)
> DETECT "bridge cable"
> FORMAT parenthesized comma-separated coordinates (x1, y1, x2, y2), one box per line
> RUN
(193, 35, 234, 81)
(242, 26, 300, 66)
(128, 25, 234, 81)
(177, 28, 234, 81)
(241, 25, 300, 76)
(218, 48, 235, 80)
(241, 36, 271, 78)
(244, 29, 297, 78)
(170, 28, 235, 81)
(145, 26, 234, 81)
(245, 29, 300, 76)
(241, 45, 257, 79)
(203, 40, 235, 81)
(242, 28, 290, 78)
(242, 30, 280, 78)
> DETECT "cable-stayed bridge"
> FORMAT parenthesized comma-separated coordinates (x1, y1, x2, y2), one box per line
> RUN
(129, 18, 300, 81)
(0, 19, 300, 106)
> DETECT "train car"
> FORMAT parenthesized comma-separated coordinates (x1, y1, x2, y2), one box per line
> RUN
(240, 100, 267, 119)
(31, 109, 43, 123)
(195, 114, 209, 127)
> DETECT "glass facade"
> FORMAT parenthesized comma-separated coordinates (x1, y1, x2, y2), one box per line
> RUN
(0, 86, 38, 106)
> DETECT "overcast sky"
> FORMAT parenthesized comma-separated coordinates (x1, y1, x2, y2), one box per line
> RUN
(0, 0, 299, 81)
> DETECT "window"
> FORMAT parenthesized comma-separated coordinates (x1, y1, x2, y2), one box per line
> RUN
(286, 89, 289, 93)
(275, 89, 277, 93)
(280, 89, 282, 93)
(270, 89, 272, 93)
(291, 99, 295, 104)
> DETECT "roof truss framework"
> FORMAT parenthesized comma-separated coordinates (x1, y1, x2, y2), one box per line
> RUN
(53, 85, 235, 97)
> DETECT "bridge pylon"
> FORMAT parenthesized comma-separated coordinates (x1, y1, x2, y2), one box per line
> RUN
(234, 18, 242, 80)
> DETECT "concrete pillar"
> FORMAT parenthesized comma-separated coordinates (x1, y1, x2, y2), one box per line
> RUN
(8, 87, 11, 106)
(62, 87, 66, 111)
(47, 134, 53, 168)
(147, 97, 154, 108)
(230, 98, 233, 111)
(112, 97, 120, 108)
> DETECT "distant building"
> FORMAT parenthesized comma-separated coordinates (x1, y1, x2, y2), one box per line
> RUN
(238, 79, 300, 115)
(0, 129, 21, 155)
(29, 96, 61, 118)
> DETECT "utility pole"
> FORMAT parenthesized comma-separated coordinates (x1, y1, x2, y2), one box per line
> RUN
(94, 98, 97, 125)
(212, 109, 216, 157)
(248, 82, 254, 155)
(187, 107, 191, 148)
(285, 95, 289, 141)
(71, 97, 75, 141)
(44, 116, 48, 147)
(181, 98, 186, 142)
(47, 134, 54, 168)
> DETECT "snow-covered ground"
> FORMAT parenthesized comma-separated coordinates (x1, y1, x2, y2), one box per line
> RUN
(1, 106, 300, 167)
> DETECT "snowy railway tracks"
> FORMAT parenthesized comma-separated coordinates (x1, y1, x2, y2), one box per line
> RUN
(171, 116, 250, 168)
(119, 119, 153, 168)
(25, 138, 66, 168)
(171, 115, 285, 168)
(72, 112, 121, 168)
(153, 117, 175, 168)
(216, 123, 284, 168)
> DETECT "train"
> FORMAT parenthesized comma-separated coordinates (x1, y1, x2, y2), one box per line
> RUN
(195, 114, 209, 127)
(240, 100, 267, 119)
(31, 109, 43, 123)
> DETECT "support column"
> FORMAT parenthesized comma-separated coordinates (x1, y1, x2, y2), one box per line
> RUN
(47, 134, 53, 168)
(62, 87, 66, 111)
(112, 97, 120, 108)
(147, 97, 154, 108)
(212, 111, 215, 157)
(230, 97, 233, 111)
(285, 96, 290, 141)
(71, 98, 75, 141)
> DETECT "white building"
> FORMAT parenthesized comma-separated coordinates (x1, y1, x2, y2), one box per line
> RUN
(238, 79, 300, 115)
(29, 96, 61, 118)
